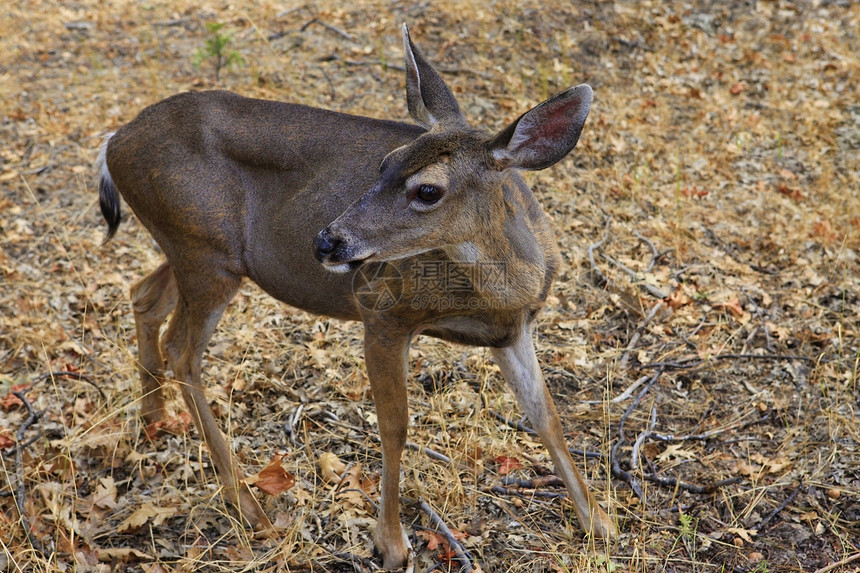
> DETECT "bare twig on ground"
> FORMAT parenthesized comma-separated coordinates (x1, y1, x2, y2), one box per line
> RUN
(11, 390, 44, 554)
(34, 370, 107, 401)
(610, 367, 663, 500)
(639, 353, 815, 371)
(813, 552, 860, 573)
(587, 217, 612, 288)
(599, 252, 668, 299)
(416, 497, 474, 573)
(405, 442, 453, 465)
(300, 17, 355, 41)
(620, 300, 666, 369)
(757, 480, 803, 530)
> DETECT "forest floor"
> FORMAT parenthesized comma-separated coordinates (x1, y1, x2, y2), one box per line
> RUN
(1, 1, 858, 572)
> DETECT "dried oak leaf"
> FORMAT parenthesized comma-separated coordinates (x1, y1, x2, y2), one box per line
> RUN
(495, 455, 524, 475)
(318, 451, 348, 484)
(244, 453, 296, 495)
(92, 476, 118, 509)
(117, 503, 177, 533)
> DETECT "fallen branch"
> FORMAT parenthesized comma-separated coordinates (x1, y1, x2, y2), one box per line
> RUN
(500, 475, 564, 489)
(812, 552, 860, 573)
(599, 252, 668, 299)
(639, 352, 815, 371)
(490, 484, 567, 500)
(405, 442, 453, 465)
(620, 300, 666, 369)
(488, 409, 603, 460)
(757, 480, 803, 530)
(610, 367, 663, 501)
(34, 370, 107, 401)
(415, 497, 474, 573)
(299, 17, 355, 41)
(587, 217, 612, 288)
(12, 390, 44, 553)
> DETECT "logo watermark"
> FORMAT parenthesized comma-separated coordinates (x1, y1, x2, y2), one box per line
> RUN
(352, 260, 508, 311)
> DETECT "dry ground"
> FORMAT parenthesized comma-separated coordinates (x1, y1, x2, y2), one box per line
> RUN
(1, 1, 859, 572)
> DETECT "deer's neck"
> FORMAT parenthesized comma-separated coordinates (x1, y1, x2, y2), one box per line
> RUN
(444, 175, 559, 310)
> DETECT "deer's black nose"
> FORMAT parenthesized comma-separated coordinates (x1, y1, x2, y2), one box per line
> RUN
(313, 228, 341, 261)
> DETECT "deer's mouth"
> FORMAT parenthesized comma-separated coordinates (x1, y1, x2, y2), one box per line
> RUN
(322, 257, 371, 274)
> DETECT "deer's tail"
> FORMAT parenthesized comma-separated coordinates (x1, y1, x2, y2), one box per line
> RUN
(96, 132, 121, 242)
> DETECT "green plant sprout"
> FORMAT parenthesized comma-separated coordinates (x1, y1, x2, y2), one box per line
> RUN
(193, 21, 244, 81)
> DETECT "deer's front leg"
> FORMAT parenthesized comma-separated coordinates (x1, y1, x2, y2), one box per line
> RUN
(364, 326, 412, 569)
(491, 323, 615, 541)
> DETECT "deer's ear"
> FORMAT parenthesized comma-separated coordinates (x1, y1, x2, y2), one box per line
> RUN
(487, 84, 593, 171)
(402, 24, 465, 129)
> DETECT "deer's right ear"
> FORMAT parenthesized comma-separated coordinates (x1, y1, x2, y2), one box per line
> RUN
(402, 24, 465, 129)
(486, 84, 593, 171)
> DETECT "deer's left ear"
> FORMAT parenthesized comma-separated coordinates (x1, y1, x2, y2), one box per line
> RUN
(486, 84, 593, 171)
(402, 24, 466, 129)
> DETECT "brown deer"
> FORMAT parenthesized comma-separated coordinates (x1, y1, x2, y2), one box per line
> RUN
(97, 24, 615, 568)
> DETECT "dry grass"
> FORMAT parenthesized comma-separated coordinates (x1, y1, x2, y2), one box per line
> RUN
(1, 1, 858, 572)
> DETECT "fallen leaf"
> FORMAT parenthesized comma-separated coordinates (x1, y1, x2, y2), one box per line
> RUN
(656, 444, 698, 462)
(495, 455, 524, 475)
(1, 383, 30, 410)
(244, 453, 296, 495)
(318, 451, 347, 484)
(417, 529, 447, 551)
(92, 476, 118, 509)
(97, 547, 152, 561)
(725, 527, 757, 543)
(117, 503, 177, 532)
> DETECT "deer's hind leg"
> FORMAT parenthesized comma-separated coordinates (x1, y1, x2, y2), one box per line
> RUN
(130, 261, 178, 424)
(158, 259, 271, 529)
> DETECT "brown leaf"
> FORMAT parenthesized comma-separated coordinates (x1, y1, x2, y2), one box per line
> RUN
(1, 383, 29, 410)
(417, 529, 447, 551)
(495, 455, 524, 475)
(245, 453, 296, 496)
(97, 547, 153, 562)
(318, 451, 347, 484)
(92, 476, 118, 509)
(117, 503, 177, 533)
(0, 429, 13, 450)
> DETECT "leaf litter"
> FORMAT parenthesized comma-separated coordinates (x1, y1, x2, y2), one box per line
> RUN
(1, 0, 858, 572)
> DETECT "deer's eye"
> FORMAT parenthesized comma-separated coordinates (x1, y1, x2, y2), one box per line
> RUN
(416, 184, 443, 204)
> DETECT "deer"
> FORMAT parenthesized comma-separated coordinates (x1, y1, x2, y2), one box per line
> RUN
(96, 24, 615, 569)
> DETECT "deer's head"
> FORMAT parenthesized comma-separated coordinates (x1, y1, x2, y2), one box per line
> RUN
(314, 24, 592, 273)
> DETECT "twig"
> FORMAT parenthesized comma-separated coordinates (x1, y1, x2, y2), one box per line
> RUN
(639, 352, 815, 371)
(501, 475, 564, 488)
(490, 485, 567, 500)
(599, 252, 668, 299)
(12, 390, 43, 553)
(620, 300, 666, 369)
(758, 481, 803, 530)
(703, 226, 777, 275)
(634, 231, 671, 273)
(610, 366, 663, 501)
(488, 409, 536, 435)
(299, 17, 355, 41)
(488, 409, 603, 459)
(610, 374, 652, 404)
(631, 404, 657, 471)
(587, 217, 612, 288)
(649, 413, 771, 443)
(405, 442, 453, 465)
(642, 464, 743, 494)
(34, 370, 107, 402)
(813, 552, 860, 573)
(416, 497, 474, 573)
